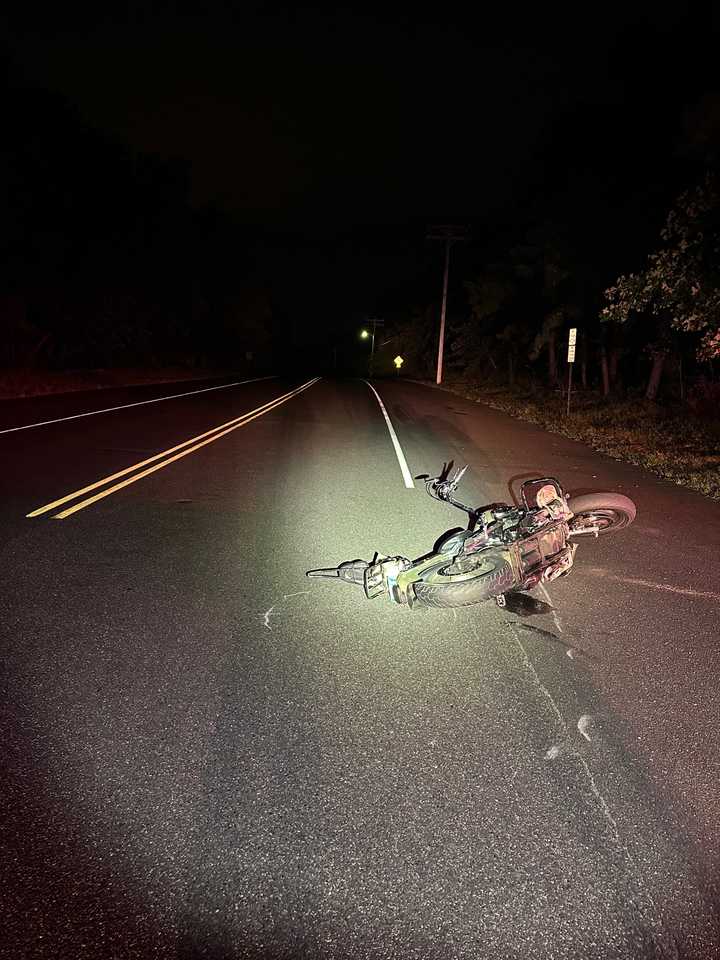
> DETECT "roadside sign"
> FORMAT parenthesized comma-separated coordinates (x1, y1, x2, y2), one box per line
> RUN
(566, 329, 578, 416)
(393, 355, 404, 369)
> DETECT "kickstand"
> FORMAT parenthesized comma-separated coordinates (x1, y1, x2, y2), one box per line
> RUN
(495, 593, 507, 608)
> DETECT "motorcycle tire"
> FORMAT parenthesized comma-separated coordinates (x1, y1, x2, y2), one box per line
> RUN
(413, 552, 515, 608)
(567, 492, 636, 535)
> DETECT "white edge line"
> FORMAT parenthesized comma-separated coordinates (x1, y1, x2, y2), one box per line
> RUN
(363, 380, 415, 488)
(0, 376, 276, 436)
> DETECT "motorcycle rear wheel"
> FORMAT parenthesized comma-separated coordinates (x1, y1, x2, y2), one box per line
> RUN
(413, 552, 515, 608)
(567, 493, 636, 535)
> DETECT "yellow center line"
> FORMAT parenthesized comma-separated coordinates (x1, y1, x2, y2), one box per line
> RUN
(27, 378, 321, 519)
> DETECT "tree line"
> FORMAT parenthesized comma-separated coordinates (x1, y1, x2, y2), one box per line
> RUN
(389, 99, 720, 407)
(0, 66, 274, 372)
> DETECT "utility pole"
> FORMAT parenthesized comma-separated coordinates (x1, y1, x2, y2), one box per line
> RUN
(427, 225, 468, 384)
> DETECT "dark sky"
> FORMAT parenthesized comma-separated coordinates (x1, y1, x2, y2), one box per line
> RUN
(3, 2, 720, 348)
(4, 4, 718, 230)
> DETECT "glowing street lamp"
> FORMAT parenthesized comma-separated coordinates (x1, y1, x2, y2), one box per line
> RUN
(359, 318, 383, 377)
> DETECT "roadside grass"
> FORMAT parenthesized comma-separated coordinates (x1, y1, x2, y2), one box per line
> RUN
(0, 367, 236, 400)
(435, 379, 720, 502)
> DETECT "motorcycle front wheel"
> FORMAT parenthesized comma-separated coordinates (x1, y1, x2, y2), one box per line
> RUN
(567, 492, 636, 535)
(413, 552, 515, 608)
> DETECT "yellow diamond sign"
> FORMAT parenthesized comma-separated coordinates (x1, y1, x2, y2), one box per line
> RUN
(393, 355, 404, 369)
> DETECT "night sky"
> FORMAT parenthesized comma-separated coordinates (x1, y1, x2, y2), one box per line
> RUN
(6, 6, 717, 221)
(2, 4, 720, 364)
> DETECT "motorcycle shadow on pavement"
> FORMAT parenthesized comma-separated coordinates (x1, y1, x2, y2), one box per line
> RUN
(501, 591, 555, 617)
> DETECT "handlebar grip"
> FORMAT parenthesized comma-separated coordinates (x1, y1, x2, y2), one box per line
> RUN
(306, 560, 369, 585)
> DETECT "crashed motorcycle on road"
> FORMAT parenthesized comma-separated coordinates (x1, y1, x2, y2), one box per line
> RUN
(307, 463, 636, 609)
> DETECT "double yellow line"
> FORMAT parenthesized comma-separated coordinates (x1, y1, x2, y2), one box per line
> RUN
(27, 378, 321, 520)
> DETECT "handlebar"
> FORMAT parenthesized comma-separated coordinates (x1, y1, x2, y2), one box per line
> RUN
(425, 464, 479, 518)
(424, 462, 466, 499)
(424, 464, 515, 527)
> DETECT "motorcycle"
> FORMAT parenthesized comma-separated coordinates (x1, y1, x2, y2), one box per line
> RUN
(306, 463, 636, 609)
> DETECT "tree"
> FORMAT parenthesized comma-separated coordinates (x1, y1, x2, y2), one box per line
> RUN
(529, 307, 565, 386)
(508, 224, 583, 389)
(393, 304, 437, 379)
(454, 227, 581, 389)
(601, 173, 720, 382)
(454, 268, 518, 380)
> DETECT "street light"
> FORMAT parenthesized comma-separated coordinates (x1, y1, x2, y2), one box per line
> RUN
(360, 318, 384, 377)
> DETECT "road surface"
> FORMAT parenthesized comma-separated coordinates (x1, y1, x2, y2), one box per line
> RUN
(2, 375, 719, 959)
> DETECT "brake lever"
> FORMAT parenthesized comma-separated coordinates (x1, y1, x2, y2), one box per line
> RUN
(449, 464, 468, 488)
(434, 464, 468, 496)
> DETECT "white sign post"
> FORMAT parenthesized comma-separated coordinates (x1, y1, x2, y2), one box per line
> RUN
(566, 328, 577, 416)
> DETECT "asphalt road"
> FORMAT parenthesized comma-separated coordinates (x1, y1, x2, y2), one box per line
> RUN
(2, 375, 719, 960)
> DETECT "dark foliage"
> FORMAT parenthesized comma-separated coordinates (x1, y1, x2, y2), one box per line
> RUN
(0, 65, 274, 372)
